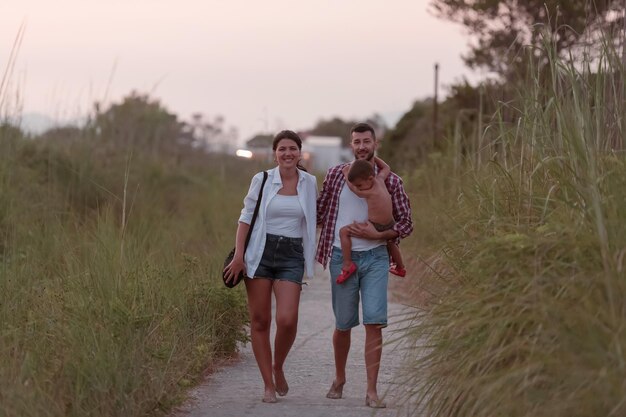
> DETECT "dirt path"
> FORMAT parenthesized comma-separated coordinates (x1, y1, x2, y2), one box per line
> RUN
(173, 267, 417, 417)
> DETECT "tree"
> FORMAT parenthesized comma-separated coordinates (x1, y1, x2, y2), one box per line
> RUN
(185, 113, 237, 153)
(309, 115, 387, 146)
(379, 78, 509, 169)
(431, 0, 624, 76)
(308, 117, 355, 146)
(246, 133, 274, 148)
(0, 122, 24, 142)
(379, 100, 431, 168)
(91, 92, 184, 155)
(38, 125, 83, 143)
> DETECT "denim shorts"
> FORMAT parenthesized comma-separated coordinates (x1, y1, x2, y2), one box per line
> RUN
(329, 245, 389, 330)
(253, 234, 305, 285)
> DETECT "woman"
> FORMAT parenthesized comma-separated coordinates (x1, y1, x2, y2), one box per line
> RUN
(223, 130, 317, 403)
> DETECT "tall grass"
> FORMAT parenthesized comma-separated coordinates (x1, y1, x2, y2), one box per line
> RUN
(0, 127, 263, 416)
(400, 34, 626, 416)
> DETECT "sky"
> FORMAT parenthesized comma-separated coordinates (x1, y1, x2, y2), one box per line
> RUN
(1, 0, 479, 143)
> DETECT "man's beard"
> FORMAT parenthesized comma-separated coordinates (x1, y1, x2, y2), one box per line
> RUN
(354, 150, 374, 161)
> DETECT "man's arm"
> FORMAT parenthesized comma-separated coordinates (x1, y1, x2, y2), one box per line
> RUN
(389, 174, 413, 240)
(344, 221, 398, 241)
(317, 165, 343, 225)
(316, 172, 331, 226)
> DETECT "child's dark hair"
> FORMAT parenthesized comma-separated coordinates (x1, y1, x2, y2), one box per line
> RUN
(347, 160, 374, 183)
(272, 130, 307, 171)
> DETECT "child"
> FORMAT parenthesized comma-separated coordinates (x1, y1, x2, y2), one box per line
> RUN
(336, 156, 406, 284)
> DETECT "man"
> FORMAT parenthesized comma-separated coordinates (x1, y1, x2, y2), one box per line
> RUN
(316, 122, 413, 408)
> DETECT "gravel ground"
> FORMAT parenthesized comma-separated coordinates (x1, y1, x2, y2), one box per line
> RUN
(173, 266, 419, 417)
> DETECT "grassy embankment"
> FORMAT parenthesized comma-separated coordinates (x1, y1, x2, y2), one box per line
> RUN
(0, 122, 268, 416)
(397, 41, 626, 416)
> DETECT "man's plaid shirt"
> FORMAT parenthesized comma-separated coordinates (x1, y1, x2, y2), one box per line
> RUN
(316, 163, 413, 268)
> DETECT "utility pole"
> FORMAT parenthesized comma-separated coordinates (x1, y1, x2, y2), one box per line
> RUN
(622, 0, 626, 69)
(621, 0, 625, 150)
(433, 62, 439, 147)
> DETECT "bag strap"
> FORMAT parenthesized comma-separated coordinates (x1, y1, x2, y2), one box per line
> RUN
(243, 171, 268, 251)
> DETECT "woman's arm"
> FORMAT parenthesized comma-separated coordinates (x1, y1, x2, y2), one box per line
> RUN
(238, 173, 263, 224)
(223, 173, 262, 282)
(223, 221, 250, 284)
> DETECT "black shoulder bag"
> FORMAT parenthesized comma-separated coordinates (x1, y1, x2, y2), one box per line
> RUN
(222, 171, 268, 288)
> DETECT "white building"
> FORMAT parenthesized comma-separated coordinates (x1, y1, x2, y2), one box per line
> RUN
(301, 135, 352, 173)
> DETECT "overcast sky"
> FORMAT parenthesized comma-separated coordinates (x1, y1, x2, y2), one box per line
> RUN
(1, 0, 479, 142)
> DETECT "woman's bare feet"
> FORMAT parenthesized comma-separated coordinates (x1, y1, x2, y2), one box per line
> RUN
(274, 367, 289, 396)
(262, 386, 277, 403)
(325, 379, 345, 399)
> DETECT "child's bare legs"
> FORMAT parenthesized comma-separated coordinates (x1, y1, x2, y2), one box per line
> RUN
(387, 241, 404, 269)
(337, 226, 357, 283)
(339, 226, 355, 271)
(387, 241, 406, 277)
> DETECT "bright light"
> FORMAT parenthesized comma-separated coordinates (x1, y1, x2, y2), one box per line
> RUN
(236, 149, 253, 159)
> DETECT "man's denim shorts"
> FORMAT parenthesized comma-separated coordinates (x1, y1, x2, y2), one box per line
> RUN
(329, 245, 389, 330)
(253, 233, 305, 285)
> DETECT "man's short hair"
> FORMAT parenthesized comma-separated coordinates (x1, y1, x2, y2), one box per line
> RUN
(350, 122, 376, 140)
(348, 160, 374, 183)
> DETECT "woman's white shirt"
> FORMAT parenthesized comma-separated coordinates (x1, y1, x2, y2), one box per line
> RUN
(238, 166, 318, 279)
(265, 194, 304, 238)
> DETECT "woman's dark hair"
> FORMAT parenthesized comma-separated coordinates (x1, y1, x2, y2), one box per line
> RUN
(272, 130, 307, 171)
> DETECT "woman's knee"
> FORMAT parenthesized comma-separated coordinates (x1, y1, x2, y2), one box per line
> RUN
(275, 313, 298, 333)
(250, 314, 271, 332)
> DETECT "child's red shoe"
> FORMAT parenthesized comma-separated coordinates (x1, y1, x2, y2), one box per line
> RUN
(389, 265, 406, 277)
(336, 263, 357, 284)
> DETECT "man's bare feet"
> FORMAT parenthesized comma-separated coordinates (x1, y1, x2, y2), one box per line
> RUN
(365, 394, 387, 408)
(274, 368, 289, 396)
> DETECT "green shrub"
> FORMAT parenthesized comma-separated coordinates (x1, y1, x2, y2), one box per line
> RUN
(0, 130, 261, 416)
(400, 36, 626, 417)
